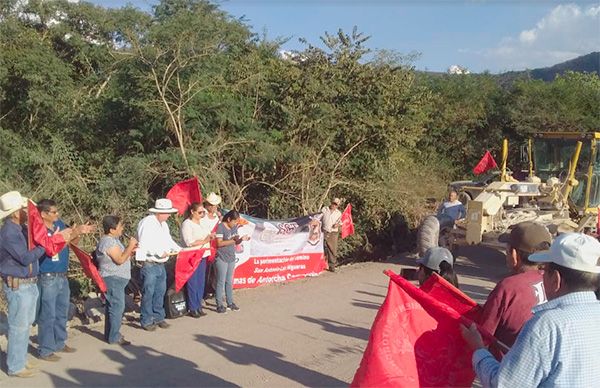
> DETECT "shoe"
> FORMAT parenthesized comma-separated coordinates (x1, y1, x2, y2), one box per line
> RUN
(39, 353, 61, 362)
(157, 321, 170, 329)
(117, 337, 131, 346)
(227, 304, 240, 311)
(25, 360, 39, 370)
(216, 306, 227, 314)
(328, 267, 337, 273)
(198, 310, 207, 317)
(142, 324, 157, 332)
(10, 369, 37, 378)
(189, 310, 201, 318)
(59, 344, 77, 353)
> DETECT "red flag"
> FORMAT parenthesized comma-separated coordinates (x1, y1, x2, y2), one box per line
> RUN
(420, 273, 481, 320)
(472, 150, 498, 175)
(166, 177, 202, 215)
(174, 222, 220, 292)
(351, 271, 496, 387)
(69, 244, 107, 293)
(27, 200, 66, 256)
(341, 203, 355, 239)
(174, 248, 208, 292)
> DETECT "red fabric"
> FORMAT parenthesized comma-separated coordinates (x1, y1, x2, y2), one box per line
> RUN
(472, 150, 498, 175)
(27, 200, 66, 256)
(341, 203, 355, 239)
(69, 244, 107, 293)
(166, 177, 202, 215)
(420, 273, 481, 320)
(174, 248, 208, 292)
(174, 222, 220, 291)
(351, 270, 497, 388)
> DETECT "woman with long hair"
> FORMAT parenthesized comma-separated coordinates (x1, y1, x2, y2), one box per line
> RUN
(214, 210, 249, 313)
(96, 215, 137, 345)
(181, 202, 215, 317)
(416, 247, 459, 288)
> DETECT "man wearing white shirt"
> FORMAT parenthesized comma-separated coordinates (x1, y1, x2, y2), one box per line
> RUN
(136, 198, 180, 331)
(321, 198, 342, 272)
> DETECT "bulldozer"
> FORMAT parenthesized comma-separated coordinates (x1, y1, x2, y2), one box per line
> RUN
(417, 132, 600, 256)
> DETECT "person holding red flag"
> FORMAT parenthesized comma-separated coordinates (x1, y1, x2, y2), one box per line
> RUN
(95, 215, 138, 346)
(181, 203, 215, 318)
(321, 198, 343, 272)
(0, 191, 71, 378)
(36, 199, 95, 362)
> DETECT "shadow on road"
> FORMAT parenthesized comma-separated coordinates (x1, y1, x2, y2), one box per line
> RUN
(196, 334, 347, 387)
(351, 299, 381, 311)
(46, 343, 236, 387)
(296, 316, 370, 341)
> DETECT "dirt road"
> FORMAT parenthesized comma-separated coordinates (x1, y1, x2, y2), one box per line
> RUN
(3, 246, 506, 387)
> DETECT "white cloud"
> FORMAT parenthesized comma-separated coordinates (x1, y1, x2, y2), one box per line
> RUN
(473, 4, 600, 71)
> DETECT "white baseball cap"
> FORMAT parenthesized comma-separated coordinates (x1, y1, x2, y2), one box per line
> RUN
(529, 233, 600, 274)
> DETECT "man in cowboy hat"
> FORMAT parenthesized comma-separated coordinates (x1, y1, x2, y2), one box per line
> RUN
(321, 198, 342, 272)
(0, 191, 71, 377)
(462, 233, 600, 387)
(202, 192, 222, 299)
(136, 198, 181, 331)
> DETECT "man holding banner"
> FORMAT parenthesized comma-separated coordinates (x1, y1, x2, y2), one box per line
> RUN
(321, 198, 342, 272)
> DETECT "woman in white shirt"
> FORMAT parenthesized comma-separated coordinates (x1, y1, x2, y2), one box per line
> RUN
(181, 202, 215, 317)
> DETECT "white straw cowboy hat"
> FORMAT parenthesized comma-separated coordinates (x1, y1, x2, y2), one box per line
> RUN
(332, 198, 341, 205)
(0, 191, 28, 220)
(205, 192, 222, 206)
(149, 198, 178, 214)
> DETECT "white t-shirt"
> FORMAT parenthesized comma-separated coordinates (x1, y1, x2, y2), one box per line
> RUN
(181, 218, 212, 258)
(321, 206, 342, 233)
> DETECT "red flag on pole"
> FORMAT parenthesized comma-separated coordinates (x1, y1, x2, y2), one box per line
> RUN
(341, 203, 355, 239)
(27, 200, 66, 256)
(472, 150, 498, 175)
(69, 244, 107, 293)
(351, 270, 497, 387)
(166, 177, 202, 215)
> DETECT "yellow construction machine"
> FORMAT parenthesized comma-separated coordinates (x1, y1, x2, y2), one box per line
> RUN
(456, 132, 600, 248)
(417, 132, 600, 255)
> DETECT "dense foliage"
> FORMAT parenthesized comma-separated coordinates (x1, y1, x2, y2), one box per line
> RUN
(1, 0, 599, 262)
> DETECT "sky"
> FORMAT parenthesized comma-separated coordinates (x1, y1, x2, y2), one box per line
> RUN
(90, 1, 600, 73)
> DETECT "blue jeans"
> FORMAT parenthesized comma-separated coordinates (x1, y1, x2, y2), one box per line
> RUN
(4, 282, 39, 375)
(37, 273, 70, 357)
(103, 276, 129, 343)
(140, 263, 166, 328)
(215, 258, 235, 308)
(186, 257, 207, 312)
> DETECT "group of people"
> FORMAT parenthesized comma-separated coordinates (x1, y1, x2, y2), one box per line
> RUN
(415, 220, 600, 386)
(0, 189, 254, 378)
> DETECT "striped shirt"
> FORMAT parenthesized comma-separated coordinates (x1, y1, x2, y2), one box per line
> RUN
(473, 291, 600, 387)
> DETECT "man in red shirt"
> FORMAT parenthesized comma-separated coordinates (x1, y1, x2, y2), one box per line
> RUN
(478, 222, 552, 349)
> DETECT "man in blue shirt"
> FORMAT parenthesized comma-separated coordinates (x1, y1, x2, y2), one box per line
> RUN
(462, 233, 600, 387)
(437, 189, 466, 223)
(36, 199, 94, 361)
(0, 191, 71, 378)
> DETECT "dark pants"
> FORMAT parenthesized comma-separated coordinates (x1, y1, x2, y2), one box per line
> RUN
(324, 232, 339, 269)
(103, 276, 129, 344)
(186, 257, 207, 312)
(37, 273, 70, 357)
(140, 263, 166, 328)
(204, 260, 215, 299)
